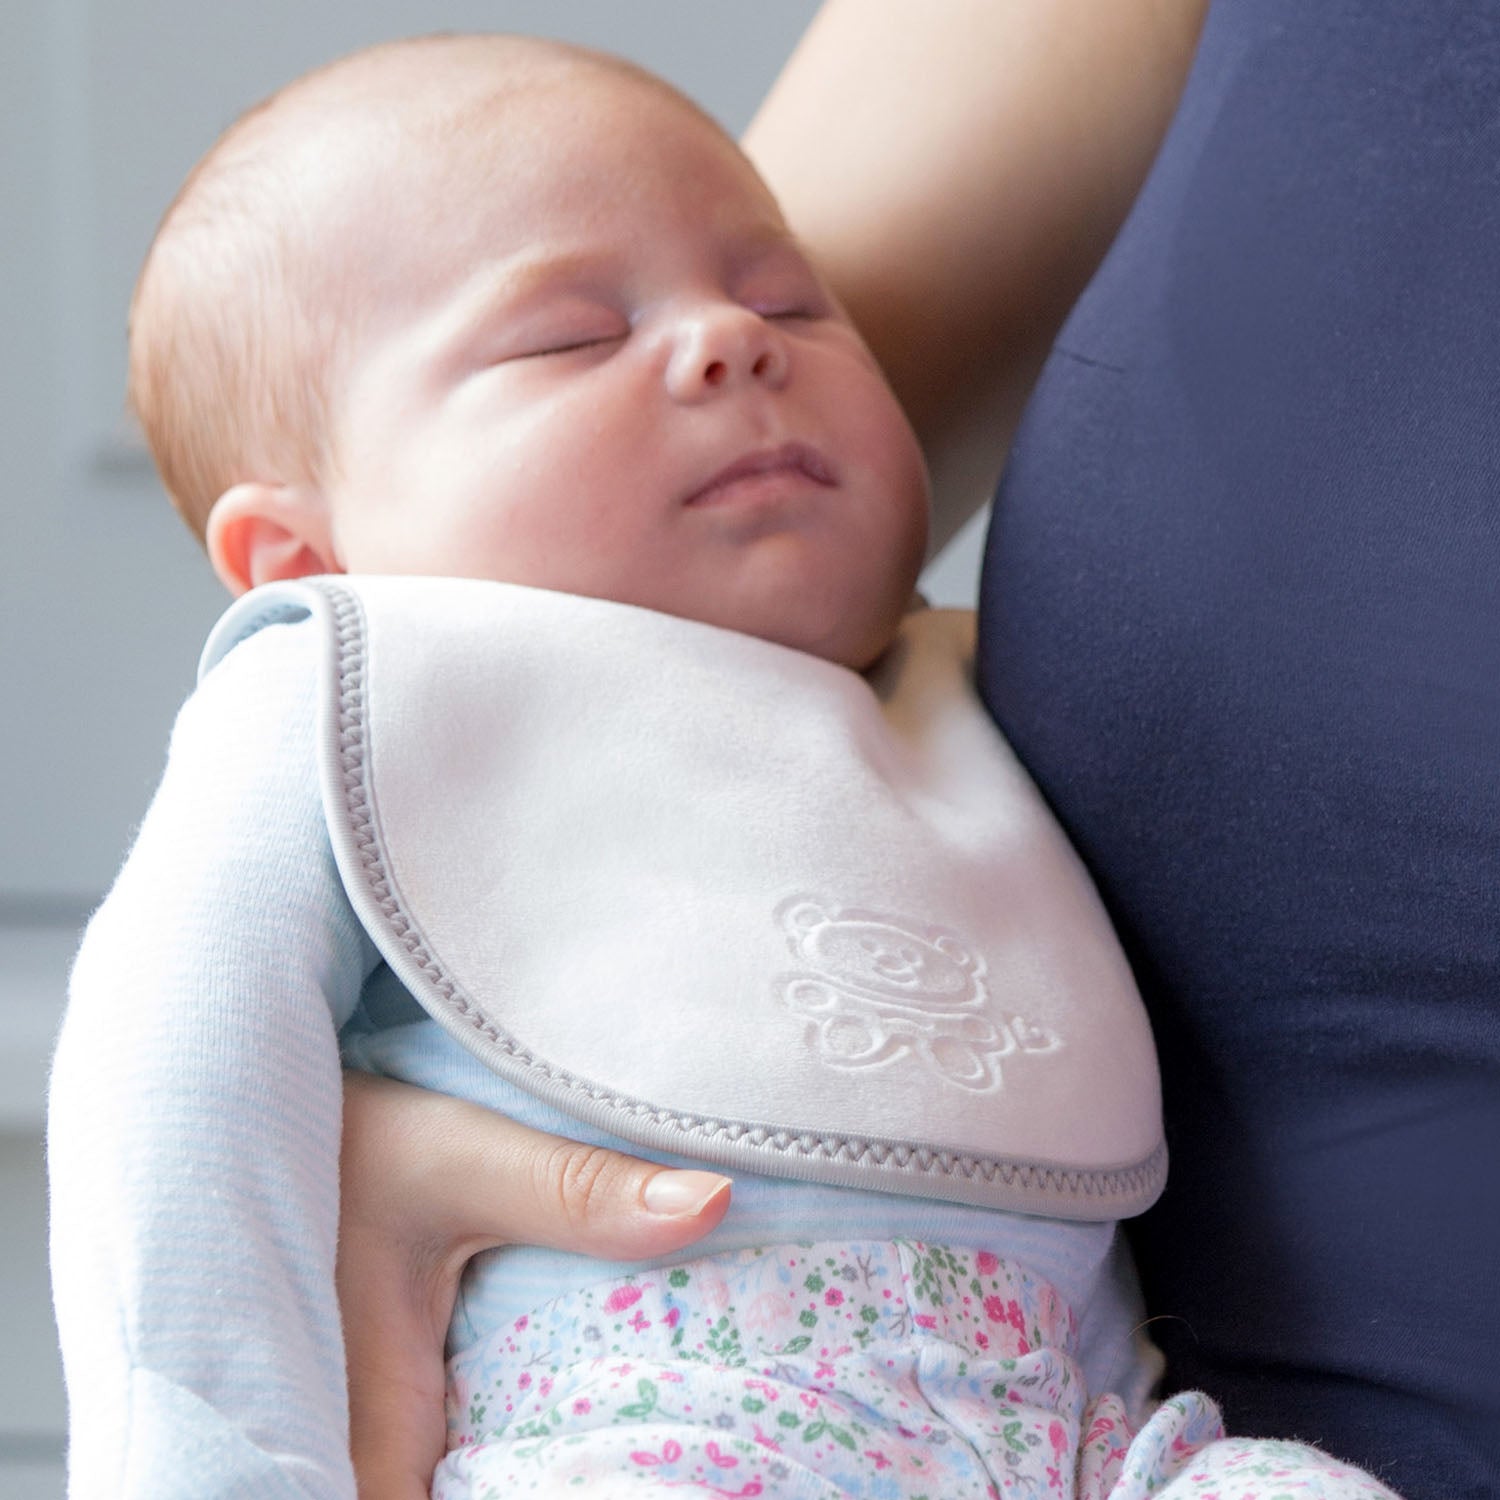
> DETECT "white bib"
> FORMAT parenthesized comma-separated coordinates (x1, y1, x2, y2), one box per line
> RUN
(204, 576, 1166, 1219)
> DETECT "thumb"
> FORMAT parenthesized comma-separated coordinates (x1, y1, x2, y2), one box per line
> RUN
(483, 1126, 734, 1263)
(340, 1072, 731, 1273)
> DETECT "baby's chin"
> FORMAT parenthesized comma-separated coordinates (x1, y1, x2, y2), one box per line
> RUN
(741, 595, 914, 674)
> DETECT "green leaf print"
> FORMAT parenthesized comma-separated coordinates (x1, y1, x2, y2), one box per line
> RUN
(705, 1316, 745, 1364)
(618, 1378, 659, 1420)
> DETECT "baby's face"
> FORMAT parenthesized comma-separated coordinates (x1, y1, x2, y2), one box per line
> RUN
(318, 72, 929, 669)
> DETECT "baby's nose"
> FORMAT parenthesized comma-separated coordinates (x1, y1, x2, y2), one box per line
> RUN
(666, 304, 788, 401)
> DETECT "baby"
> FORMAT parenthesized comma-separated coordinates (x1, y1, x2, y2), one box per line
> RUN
(49, 33, 1396, 1500)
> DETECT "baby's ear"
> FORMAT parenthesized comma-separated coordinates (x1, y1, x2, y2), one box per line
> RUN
(205, 482, 342, 597)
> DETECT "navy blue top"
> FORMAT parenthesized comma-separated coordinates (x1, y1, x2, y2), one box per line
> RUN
(976, 4, 1500, 1494)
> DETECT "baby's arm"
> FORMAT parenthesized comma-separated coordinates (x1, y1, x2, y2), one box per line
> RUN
(49, 619, 375, 1499)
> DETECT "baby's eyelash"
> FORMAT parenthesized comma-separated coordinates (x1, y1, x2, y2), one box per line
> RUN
(520, 330, 626, 359)
(756, 302, 824, 323)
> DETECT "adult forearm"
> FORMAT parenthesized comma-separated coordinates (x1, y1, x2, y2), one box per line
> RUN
(746, 0, 1207, 544)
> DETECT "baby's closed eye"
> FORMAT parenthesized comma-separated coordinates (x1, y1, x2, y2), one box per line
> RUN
(499, 307, 630, 361)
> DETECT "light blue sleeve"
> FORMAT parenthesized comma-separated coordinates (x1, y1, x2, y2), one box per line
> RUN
(49, 617, 379, 1499)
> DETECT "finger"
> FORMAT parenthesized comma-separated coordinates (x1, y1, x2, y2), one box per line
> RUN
(511, 1130, 733, 1261)
(437, 1094, 732, 1263)
(340, 1073, 731, 1268)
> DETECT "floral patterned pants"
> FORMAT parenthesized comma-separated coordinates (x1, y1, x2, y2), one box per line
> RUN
(438, 1241, 1400, 1499)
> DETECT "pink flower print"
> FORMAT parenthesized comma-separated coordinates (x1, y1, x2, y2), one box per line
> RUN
(704, 1442, 739, 1469)
(630, 1439, 683, 1467)
(983, 1295, 1006, 1323)
(975, 1330, 990, 1349)
(976, 1251, 1000, 1276)
(742, 1291, 787, 1332)
(513, 1314, 529, 1332)
(891, 1442, 933, 1479)
(865, 1449, 892, 1470)
(1046, 1420, 1069, 1490)
(572, 1398, 592, 1415)
(824, 1287, 844, 1306)
(629, 1309, 651, 1332)
(914, 1313, 937, 1329)
(1084, 1414, 1118, 1447)
(604, 1285, 643, 1315)
(664, 1307, 681, 1328)
(517, 1372, 531, 1391)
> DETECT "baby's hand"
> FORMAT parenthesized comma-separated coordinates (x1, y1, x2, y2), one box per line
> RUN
(337, 1072, 731, 1499)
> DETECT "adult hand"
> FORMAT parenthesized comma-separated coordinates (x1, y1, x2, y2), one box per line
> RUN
(337, 1071, 731, 1500)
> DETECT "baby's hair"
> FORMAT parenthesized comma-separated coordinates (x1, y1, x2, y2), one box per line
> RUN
(127, 33, 714, 542)
(128, 125, 341, 541)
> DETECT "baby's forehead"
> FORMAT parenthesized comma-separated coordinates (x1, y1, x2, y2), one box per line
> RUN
(268, 36, 703, 160)
(243, 40, 730, 232)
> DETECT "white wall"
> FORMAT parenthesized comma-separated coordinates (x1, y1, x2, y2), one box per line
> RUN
(0, 5, 988, 1492)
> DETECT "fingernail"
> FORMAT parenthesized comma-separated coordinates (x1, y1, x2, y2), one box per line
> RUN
(642, 1169, 731, 1217)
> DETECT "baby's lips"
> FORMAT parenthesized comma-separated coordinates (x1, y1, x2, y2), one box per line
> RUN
(682, 440, 837, 507)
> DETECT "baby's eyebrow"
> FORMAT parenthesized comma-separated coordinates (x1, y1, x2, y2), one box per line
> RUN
(724, 226, 811, 275)
(426, 251, 620, 354)
(464, 251, 614, 307)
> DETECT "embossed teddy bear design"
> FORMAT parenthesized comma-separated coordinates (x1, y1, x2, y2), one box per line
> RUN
(773, 896, 1062, 1092)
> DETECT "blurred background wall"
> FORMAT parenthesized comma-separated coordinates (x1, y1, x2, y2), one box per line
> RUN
(0, 4, 987, 1493)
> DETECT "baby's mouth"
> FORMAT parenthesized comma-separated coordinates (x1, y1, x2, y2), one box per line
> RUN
(683, 441, 837, 508)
